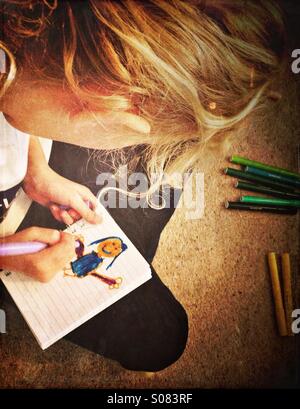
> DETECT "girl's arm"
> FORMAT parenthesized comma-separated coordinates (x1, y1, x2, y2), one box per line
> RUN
(27, 135, 49, 175)
(23, 136, 102, 225)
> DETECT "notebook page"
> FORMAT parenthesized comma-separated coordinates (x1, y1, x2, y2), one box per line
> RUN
(1, 204, 152, 349)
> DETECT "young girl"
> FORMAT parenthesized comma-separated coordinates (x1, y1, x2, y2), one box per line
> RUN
(0, 0, 285, 372)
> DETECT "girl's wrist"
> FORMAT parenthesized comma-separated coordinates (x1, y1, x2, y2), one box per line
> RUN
(25, 135, 51, 183)
(23, 162, 52, 191)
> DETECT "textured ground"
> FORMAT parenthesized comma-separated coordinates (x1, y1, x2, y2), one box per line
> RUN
(0, 2, 300, 389)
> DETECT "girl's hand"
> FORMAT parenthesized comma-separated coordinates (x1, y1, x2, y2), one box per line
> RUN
(23, 165, 102, 225)
(0, 227, 76, 282)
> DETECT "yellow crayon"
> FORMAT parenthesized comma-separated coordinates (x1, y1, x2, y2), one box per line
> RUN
(281, 253, 294, 336)
(267, 252, 288, 336)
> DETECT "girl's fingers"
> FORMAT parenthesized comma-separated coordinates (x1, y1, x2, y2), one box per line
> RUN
(60, 210, 75, 225)
(49, 204, 64, 223)
(70, 194, 102, 224)
(48, 185, 102, 224)
(50, 205, 75, 225)
(79, 187, 99, 212)
(8, 227, 61, 245)
(68, 208, 81, 221)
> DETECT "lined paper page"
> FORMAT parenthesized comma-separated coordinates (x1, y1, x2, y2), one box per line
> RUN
(1, 204, 152, 349)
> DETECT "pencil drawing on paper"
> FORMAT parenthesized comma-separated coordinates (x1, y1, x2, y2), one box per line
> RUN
(63, 235, 128, 289)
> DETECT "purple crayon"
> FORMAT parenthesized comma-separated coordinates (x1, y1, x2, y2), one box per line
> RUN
(0, 240, 81, 256)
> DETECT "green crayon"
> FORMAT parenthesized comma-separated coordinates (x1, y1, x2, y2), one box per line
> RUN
(224, 168, 296, 193)
(235, 181, 300, 200)
(240, 195, 300, 208)
(225, 201, 297, 214)
(230, 155, 300, 180)
(245, 166, 300, 189)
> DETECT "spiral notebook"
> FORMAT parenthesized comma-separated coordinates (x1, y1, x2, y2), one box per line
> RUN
(0, 204, 152, 349)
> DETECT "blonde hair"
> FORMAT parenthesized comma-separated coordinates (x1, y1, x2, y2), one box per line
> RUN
(0, 0, 285, 193)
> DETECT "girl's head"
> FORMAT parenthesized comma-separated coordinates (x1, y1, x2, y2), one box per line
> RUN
(0, 0, 285, 187)
(95, 237, 126, 258)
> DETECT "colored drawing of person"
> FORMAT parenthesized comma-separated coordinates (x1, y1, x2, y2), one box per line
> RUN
(64, 236, 127, 289)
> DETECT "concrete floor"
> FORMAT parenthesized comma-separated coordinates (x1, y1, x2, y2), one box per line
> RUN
(0, 2, 299, 389)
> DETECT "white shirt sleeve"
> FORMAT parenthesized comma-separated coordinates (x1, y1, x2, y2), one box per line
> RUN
(0, 113, 53, 236)
(0, 112, 30, 191)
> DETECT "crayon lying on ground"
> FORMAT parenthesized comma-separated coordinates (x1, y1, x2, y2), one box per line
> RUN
(240, 195, 300, 208)
(225, 201, 297, 214)
(230, 155, 300, 180)
(267, 252, 288, 336)
(281, 253, 294, 336)
(244, 166, 300, 189)
(235, 181, 300, 200)
(224, 168, 296, 193)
